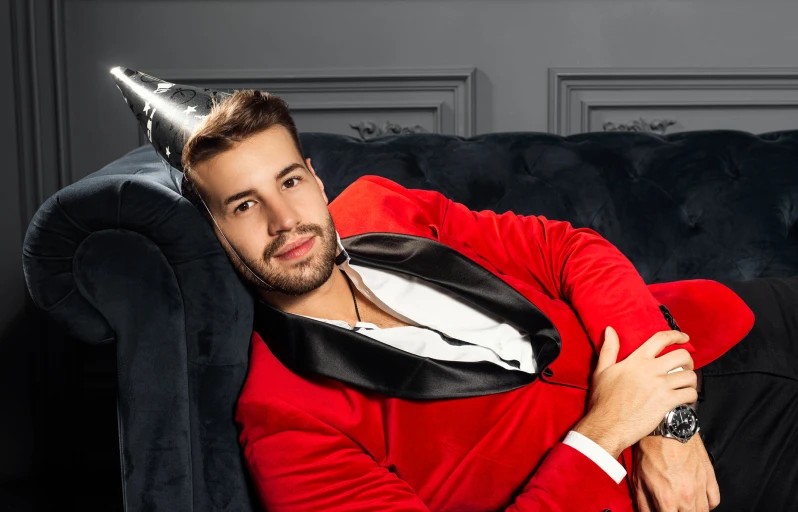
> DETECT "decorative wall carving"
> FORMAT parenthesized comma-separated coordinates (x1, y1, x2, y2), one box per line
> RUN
(350, 121, 427, 140)
(549, 68, 798, 135)
(602, 118, 676, 134)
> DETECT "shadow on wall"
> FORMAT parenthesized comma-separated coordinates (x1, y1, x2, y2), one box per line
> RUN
(0, 303, 123, 511)
(0, 308, 34, 510)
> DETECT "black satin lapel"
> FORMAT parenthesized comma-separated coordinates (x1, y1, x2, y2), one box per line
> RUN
(343, 233, 562, 371)
(254, 300, 533, 400)
(253, 233, 561, 400)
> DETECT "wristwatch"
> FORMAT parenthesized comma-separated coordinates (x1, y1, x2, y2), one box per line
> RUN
(652, 307, 701, 443)
(651, 405, 700, 443)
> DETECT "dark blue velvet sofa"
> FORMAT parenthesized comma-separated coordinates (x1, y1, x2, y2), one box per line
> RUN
(22, 130, 798, 511)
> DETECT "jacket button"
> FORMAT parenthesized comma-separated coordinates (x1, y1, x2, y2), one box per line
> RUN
(603, 509, 611, 512)
(542, 368, 554, 377)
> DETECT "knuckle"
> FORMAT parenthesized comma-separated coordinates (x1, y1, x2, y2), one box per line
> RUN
(679, 488, 695, 503)
(659, 496, 674, 510)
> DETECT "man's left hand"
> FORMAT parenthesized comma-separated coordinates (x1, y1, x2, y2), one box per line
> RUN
(633, 433, 720, 512)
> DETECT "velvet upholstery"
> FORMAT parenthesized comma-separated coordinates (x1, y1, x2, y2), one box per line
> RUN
(22, 130, 798, 511)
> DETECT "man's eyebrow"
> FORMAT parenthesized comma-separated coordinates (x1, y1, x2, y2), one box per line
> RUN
(221, 163, 307, 208)
(222, 189, 257, 208)
(274, 162, 308, 182)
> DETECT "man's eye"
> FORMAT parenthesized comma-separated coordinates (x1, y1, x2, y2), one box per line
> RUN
(235, 200, 255, 213)
(282, 176, 302, 189)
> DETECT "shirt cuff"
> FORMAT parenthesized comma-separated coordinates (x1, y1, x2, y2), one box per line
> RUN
(562, 430, 627, 484)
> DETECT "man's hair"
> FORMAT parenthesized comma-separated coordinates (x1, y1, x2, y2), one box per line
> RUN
(180, 89, 303, 213)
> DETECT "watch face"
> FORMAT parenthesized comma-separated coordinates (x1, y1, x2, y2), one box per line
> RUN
(667, 406, 698, 440)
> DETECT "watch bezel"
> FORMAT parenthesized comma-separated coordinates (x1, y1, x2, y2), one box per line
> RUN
(664, 405, 699, 442)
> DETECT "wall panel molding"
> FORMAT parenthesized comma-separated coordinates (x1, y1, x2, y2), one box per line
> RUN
(52, 0, 71, 189)
(581, 99, 798, 134)
(10, 0, 43, 231)
(6, 1, 73, 501)
(136, 98, 445, 147)
(144, 67, 475, 139)
(10, 0, 70, 232)
(549, 68, 798, 135)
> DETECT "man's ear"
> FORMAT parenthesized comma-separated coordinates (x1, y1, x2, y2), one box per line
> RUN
(306, 158, 328, 204)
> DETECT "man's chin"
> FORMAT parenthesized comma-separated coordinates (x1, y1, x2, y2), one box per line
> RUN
(261, 260, 335, 296)
(255, 228, 338, 296)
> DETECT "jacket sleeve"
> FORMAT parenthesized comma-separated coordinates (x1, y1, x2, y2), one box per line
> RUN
(405, 182, 693, 361)
(238, 397, 633, 512)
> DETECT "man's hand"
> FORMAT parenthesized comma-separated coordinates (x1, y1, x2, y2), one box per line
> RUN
(634, 434, 720, 512)
(573, 326, 697, 459)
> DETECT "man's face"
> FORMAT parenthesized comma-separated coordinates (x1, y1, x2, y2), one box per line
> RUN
(192, 125, 338, 295)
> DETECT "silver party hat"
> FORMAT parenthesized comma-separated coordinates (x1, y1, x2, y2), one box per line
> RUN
(110, 67, 231, 171)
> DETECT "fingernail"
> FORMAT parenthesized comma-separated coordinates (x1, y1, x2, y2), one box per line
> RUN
(605, 326, 611, 337)
(683, 332, 690, 341)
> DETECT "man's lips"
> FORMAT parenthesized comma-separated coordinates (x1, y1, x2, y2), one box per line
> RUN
(273, 236, 315, 260)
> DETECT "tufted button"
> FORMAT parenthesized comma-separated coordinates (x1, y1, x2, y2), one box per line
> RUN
(542, 368, 554, 378)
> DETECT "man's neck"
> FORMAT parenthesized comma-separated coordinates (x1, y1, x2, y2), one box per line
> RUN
(258, 268, 356, 323)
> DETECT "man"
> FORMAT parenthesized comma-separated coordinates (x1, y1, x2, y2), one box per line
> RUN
(112, 69, 798, 511)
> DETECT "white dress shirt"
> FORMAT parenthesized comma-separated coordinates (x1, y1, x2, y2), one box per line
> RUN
(303, 258, 626, 483)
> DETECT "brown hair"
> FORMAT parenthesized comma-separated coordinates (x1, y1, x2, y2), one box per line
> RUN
(180, 89, 303, 213)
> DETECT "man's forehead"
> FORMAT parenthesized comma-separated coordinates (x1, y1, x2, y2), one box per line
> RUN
(193, 129, 303, 193)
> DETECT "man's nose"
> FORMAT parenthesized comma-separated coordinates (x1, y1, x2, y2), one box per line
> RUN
(265, 198, 300, 235)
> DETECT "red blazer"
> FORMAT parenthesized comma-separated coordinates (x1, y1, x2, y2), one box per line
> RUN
(236, 176, 754, 511)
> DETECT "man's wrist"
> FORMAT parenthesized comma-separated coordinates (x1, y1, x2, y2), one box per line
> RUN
(572, 417, 625, 459)
(563, 430, 628, 484)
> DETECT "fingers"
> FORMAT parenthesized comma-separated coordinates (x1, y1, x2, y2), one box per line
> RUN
(708, 479, 721, 510)
(657, 349, 696, 373)
(704, 452, 721, 509)
(666, 369, 698, 390)
(595, 326, 620, 375)
(638, 330, 690, 359)
(635, 487, 655, 512)
(697, 491, 711, 512)
(673, 387, 699, 408)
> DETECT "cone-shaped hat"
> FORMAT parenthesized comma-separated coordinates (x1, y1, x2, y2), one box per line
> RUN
(110, 67, 230, 171)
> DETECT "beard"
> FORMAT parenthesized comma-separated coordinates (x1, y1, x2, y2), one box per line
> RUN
(227, 211, 339, 296)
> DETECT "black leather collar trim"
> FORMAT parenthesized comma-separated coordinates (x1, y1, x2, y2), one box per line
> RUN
(254, 233, 561, 399)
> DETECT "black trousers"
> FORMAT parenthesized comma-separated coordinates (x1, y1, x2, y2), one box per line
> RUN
(698, 276, 798, 511)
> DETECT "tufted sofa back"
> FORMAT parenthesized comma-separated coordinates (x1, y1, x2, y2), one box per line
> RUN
(22, 130, 798, 511)
(304, 130, 798, 283)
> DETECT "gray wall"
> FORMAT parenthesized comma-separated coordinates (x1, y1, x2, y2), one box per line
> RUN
(1, 0, 31, 493)
(4, 0, 798, 504)
(66, 0, 798, 181)
(0, 1, 23, 332)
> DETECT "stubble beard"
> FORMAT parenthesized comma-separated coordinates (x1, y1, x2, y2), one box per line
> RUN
(229, 212, 339, 296)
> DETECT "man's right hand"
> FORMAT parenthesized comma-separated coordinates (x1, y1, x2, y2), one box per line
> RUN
(573, 326, 697, 459)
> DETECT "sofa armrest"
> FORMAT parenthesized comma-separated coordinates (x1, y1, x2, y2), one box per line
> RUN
(22, 145, 256, 511)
